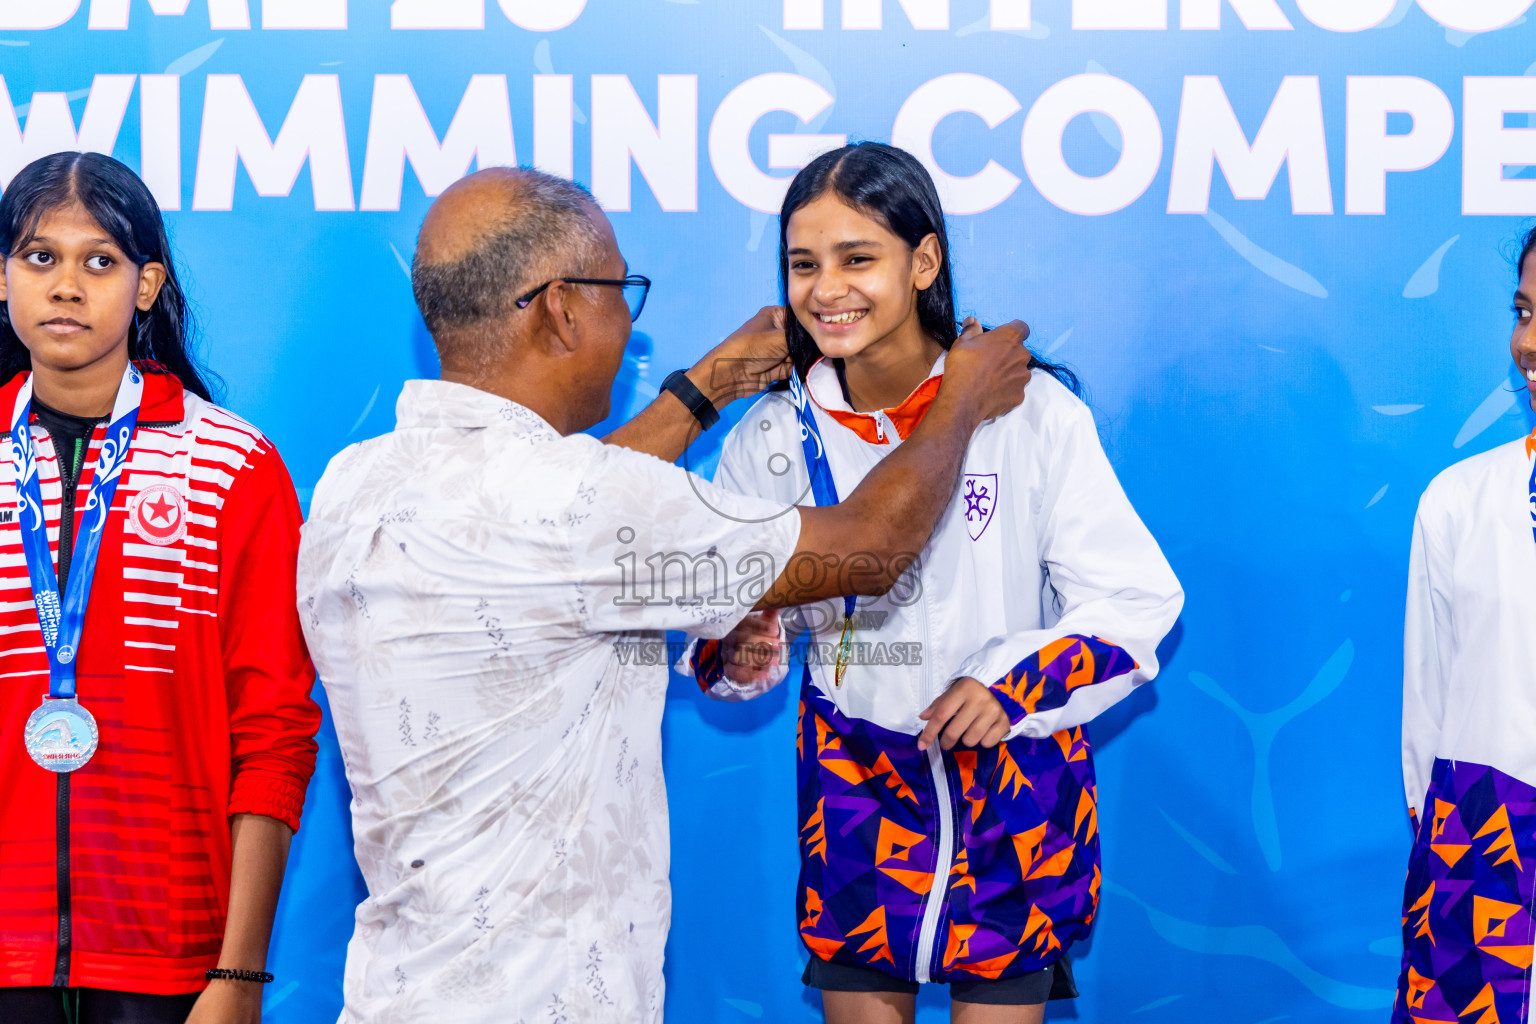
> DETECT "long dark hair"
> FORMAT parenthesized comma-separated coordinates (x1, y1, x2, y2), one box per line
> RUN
(1518, 223, 1536, 279)
(778, 142, 1079, 396)
(0, 152, 217, 402)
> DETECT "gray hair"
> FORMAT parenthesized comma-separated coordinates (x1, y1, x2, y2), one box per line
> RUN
(411, 169, 606, 372)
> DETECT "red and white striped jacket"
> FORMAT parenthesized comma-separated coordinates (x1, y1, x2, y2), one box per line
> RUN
(0, 365, 320, 995)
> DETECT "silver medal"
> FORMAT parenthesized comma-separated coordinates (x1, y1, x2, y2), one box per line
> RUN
(24, 697, 99, 773)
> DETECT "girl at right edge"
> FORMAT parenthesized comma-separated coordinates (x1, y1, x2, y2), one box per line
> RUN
(1392, 226, 1536, 1022)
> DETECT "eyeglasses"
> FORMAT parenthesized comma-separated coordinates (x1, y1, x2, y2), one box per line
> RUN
(515, 274, 652, 322)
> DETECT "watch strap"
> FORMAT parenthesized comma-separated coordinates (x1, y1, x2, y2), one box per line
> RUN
(662, 369, 720, 430)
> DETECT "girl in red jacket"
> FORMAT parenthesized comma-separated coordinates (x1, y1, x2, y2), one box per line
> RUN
(0, 152, 320, 1024)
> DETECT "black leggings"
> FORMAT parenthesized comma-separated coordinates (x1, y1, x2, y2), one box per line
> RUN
(0, 987, 198, 1024)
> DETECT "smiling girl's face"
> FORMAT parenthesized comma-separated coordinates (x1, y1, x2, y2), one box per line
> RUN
(0, 202, 163, 381)
(1514, 251, 1536, 413)
(784, 194, 941, 363)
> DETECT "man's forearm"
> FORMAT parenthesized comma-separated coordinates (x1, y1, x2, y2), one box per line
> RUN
(757, 390, 982, 608)
(843, 387, 980, 571)
(756, 319, 1029, 610)
(602, 306, 791, 460)
(600, 363, 721, 462)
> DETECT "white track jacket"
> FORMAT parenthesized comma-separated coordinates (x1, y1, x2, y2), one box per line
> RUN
(685, 355, 1183, 986)
(1392, 430, 1536, 1023)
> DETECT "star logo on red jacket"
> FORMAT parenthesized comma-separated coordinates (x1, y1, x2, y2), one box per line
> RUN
(144, 493, 177, 525)
(128, 484, 187, 546)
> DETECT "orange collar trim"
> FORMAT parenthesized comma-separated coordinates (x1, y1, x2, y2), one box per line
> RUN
(804, 356, 943, 445)
(1527, 427, 1535, 460)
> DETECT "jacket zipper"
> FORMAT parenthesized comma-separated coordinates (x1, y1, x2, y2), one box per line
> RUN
(51, 434, 85, 987)
(912, 573, 953, 984)
(53, 775, 70, 986)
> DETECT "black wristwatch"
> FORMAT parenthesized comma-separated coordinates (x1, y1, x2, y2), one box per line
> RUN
(662, 369, 720, 430)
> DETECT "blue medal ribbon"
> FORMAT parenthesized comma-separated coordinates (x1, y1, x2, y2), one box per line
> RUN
(10, 364, 143, 701)
(787, 371, 858, 684)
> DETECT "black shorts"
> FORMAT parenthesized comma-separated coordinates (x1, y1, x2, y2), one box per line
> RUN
(0, 987, 198, 1024)
(802, 954, 1077, 1006)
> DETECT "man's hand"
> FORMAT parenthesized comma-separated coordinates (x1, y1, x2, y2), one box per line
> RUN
(689, 306, 793, 406)
(917, 677, 1012, 752)
(721, 608, 785, 686)
(939, 319, 1033, 424)
(186, 978, 263, 1024)
(604, 307, 790, 460)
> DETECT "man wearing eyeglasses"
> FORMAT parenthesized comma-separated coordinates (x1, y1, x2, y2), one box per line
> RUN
(296, 167, 1036, 1024)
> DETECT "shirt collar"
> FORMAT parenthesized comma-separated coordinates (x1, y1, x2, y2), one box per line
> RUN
(395, 379, 561, 440)
(0, 362, 185, 426)
(804, 351, 947, 445)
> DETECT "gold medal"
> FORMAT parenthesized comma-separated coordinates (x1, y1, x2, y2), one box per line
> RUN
(834, 615, 855, 687)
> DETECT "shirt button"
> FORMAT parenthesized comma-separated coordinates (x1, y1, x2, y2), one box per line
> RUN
(410, 859, 424, 869)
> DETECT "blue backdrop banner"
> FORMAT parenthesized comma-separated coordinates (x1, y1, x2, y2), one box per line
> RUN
(7, 1, 1536, 1020)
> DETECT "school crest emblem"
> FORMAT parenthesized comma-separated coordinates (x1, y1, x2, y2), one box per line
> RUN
(128, 483, 187, 546)
(961, 473, 997, 541)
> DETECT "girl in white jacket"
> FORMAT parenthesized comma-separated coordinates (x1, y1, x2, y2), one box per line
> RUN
(1392, 226, 1536, 1023)
(688, 143, 1183, 1024)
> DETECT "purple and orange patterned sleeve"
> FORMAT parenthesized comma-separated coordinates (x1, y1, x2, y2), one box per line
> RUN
(691, 639, 725, 693)
(985, 635, 1139, 725)
(955, 399, 1181, 738)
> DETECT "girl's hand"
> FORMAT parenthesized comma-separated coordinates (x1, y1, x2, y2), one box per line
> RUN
(185, 978, 263, 1024)
(918, 677, 1012, 752)
(721, 608, 785, 686)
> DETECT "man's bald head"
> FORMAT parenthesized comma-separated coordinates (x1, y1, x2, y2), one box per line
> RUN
(411, 168, 607, 374)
